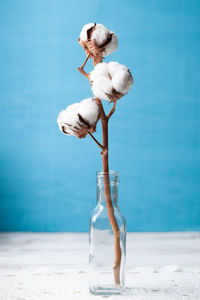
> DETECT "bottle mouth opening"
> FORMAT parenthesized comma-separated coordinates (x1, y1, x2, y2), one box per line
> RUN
(97, 170, 119, 186)
(97, 170, 119, 176)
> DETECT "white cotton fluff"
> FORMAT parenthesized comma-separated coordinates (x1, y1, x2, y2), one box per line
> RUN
(104, 32, 118, 55)
(78, 98, 100, 125)
(90, 62, 110, 81)
(79, 23, 118, 56)
(79, 23, 95, 41)
(90, 62, 134, 101)
(91, 77, 113, 101)
(57, 98, 100, 138)
(92, 24, 110, 46)
(57, 103, 80, 135)
(107, 62, 128, 77)
(112, 70, 134, 94)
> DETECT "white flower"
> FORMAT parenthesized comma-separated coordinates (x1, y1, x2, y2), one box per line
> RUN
(79, 23, 118, 58)
(90, 62, 134, 101)
(57, 98, 100, 138)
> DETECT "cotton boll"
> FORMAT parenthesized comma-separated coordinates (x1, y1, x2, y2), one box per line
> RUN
(79, 23, 118, 58)
(90, 61, 134, 101)
(79, 23, 95, 41)
(92, 24, 110, 46)
(112, 70, 134, 94)
(90, 62, 109, 81)
(57, 99, 100, 138)
(104, 32, 118, 55)
(92, 77, 112, 100)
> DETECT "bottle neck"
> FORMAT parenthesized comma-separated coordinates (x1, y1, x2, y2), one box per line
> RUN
(96, 171, 119, 207)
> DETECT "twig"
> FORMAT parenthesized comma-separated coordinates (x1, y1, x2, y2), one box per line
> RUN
(107, 101, 117, 120)
(88, 132, 105, 150)
(77, 53, 91, 79)
(77, 67, 89, 78)
(80, 53, 91, 69)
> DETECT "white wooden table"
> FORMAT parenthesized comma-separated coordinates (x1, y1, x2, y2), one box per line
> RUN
(0, 232, 200, 299)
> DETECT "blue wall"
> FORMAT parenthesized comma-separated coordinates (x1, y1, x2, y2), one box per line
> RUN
(0, 0, 200, 231)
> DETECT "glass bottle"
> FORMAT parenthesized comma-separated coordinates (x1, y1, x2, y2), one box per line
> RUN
(89, 171, 126, 295)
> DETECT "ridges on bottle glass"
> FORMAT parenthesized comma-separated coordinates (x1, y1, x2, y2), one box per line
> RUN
(89, 171, 126, 295)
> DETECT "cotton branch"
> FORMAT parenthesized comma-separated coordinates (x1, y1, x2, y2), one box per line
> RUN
(58, 22, 134, 288)
(77, 24, 125, 286)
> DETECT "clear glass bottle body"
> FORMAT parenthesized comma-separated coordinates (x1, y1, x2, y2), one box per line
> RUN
(89, 171, 126, 295)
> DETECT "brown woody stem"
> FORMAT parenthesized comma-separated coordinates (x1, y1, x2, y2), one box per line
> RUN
(95, 97, 122, 285)
(79, 54, 122, 285)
